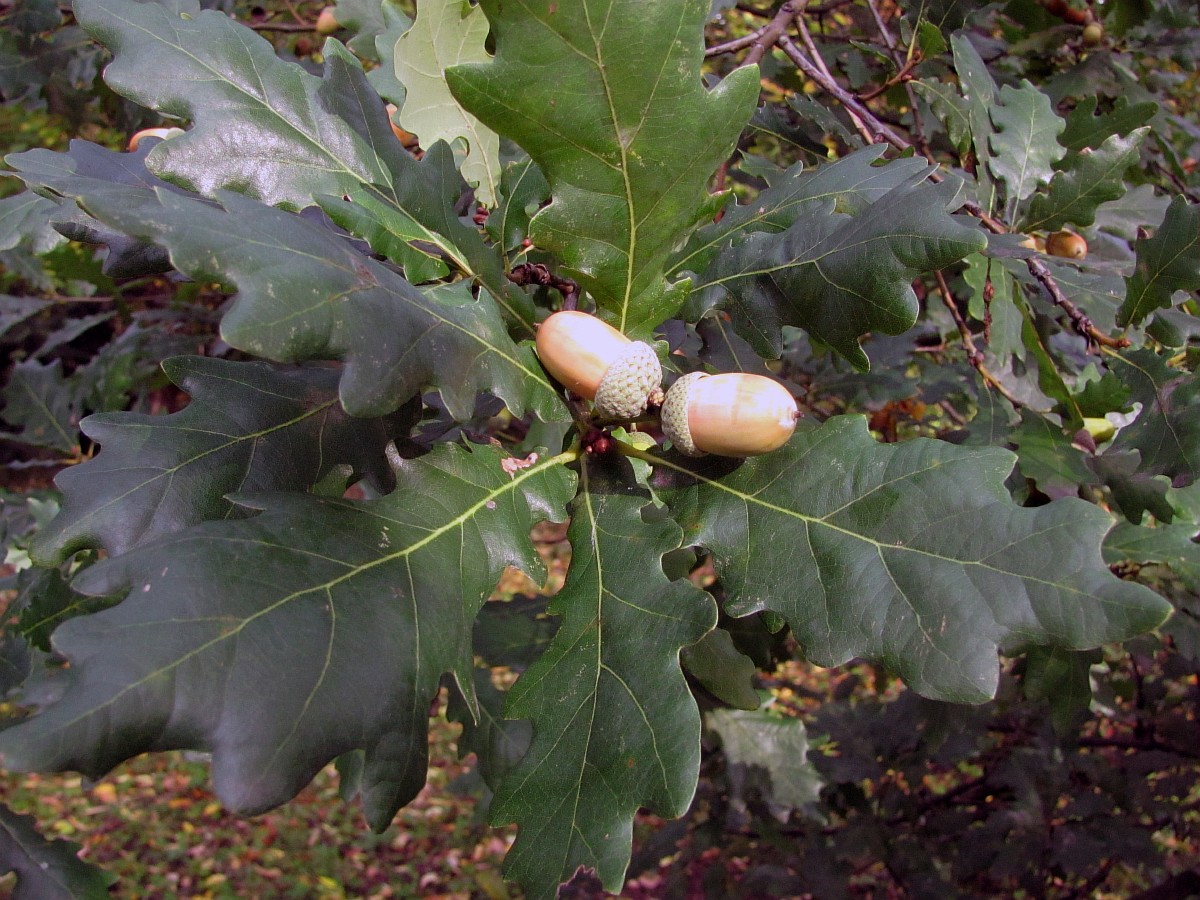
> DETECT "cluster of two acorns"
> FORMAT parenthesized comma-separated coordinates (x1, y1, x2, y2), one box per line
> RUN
(535, 311, 799, 458)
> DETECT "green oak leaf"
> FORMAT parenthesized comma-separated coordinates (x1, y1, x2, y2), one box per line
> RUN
(912, 79, 972, 156)
(987, 80, 1065, 208)
(1089, 450, 1175, 526)
(447, 0, 760, 335)
(1011, 411, 1096, 500)
(328, 0, 409, 61)
(447, 668, 532, 793)
(73, 0, 494, 287)
(0, 191, 63, 254)
(391, 0, 500, 206)
(1104, 520, 1200, 592)
(1022, 646, 1100, 733)
(0, 804, 115, 900)
(0, 443, 576, 832)
(485, 158, 550, 257)
(0, 359, 80, 453)
(653, 415, 1171, 703)
(32, 356, 409, 565)
(696, 177, 986, 369)
(1059, 96, 1157, 154)
(1109, 350, 1200, 487)
(951, 31, 998, 211)
(672, 145, 930, 287)
(66, 185, 566, 422)
(1118, 196, 1200, 327)
(491, 459, 717, 899)
(1019, 128, 1148, 233)
(681, 628, 760, 710)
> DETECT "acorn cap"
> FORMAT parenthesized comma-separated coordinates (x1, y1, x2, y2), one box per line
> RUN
(660, 373, 709, 457)
(594, 341, 662, 419)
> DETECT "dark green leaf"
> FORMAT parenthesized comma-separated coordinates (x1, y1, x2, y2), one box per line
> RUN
(16, 566, 111, 651)
(0, 804, 115, 900)
(448, 669, 532, 793)
(682, 628, 760, 710)
(951, 32, 998, 210)
(696, 178, 986, 368)
(1118, 196, 1200, 327)
(1109, 350, 1200, 486)
(1089, 450, 1175, 525)
(912, 79, 972, 156)
(0, 359, 80, 453)
(448, 0, 760, 335)
(74, 0, 496, 288)
(656, 416, 1171, 703)
(484, 157, 550, 256)
(32, 356, 407, 565)
(0, 444, 575, 831)
(1019, 128, 1148, 233)
(1104, 520, 1200, 592)
(70, 186, 566, 422)
(1059, 96, 1156, 154)
(673, 146, 930, 284)
(1022, 646, 1099, 733)
(1011, 411, 1096, 499)
(491, 460, 716, 899)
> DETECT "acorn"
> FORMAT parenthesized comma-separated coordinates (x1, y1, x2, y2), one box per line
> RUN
(660, 372, 798, 457)
(384, 104, 421, 150)
(534, 310, 663, 419)
(1045, 230, 1088, 260)
(315, 6, 339, 34)
(1081, 22, 1103, 46)
(127, 127, 184, 152)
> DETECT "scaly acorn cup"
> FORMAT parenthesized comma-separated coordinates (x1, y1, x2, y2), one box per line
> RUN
(534, 310, 663, 419)
(1046, 230, 1088, 260)
(661, 372, 799, 457)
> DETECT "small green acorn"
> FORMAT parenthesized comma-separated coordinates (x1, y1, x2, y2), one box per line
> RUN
(661, 372, 798, 457)
(535, 310, 663, 419)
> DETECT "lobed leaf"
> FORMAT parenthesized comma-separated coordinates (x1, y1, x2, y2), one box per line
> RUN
(987, 80, 1065, 207)
(1059, 96, 1156, 154)
(1019, 128, 1148, 234)
(32, 356, 407, 565)
(654, 416, 1171, 703)
(695, 177, 986, 369)
(447, 0, 760, 335)
(0, 804, 115, 900)
(72, 0, 496, 287)
(1118, 196, 1200, 327)
(67, 184, 567, 422)
(0, 443, 576, 831)
(491, 458, 716, 899)
(1109, 350, 1200, 487)
(390, 0, 500, 205)
(672, 145, 930, 285)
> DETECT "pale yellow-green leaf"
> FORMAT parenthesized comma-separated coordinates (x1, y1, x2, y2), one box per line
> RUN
(393, 0, 500, 205)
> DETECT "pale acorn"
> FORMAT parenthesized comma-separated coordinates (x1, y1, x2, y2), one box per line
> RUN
(661, 372, 798, 457)
(534, 310, 663, 419)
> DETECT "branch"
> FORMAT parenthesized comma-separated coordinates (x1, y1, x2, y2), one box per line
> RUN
(507, 262, 580, 311)
(741, 0, 804, 68)
(934, 270, 1024, 409)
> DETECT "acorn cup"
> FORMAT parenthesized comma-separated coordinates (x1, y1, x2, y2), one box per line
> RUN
(534, 310, 663, 419)
(660, 372, 799, 457)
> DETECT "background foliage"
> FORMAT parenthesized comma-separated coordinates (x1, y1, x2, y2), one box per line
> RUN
(1, 0, 1198, 897)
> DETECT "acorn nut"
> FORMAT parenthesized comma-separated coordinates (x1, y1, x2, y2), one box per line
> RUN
(315, 6, 339, 34)
(1082, 22, 1103, 46)
(535, 310, 663, 419)
(661, 372, 798, 457)
(1046, 230, 1088, 260)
